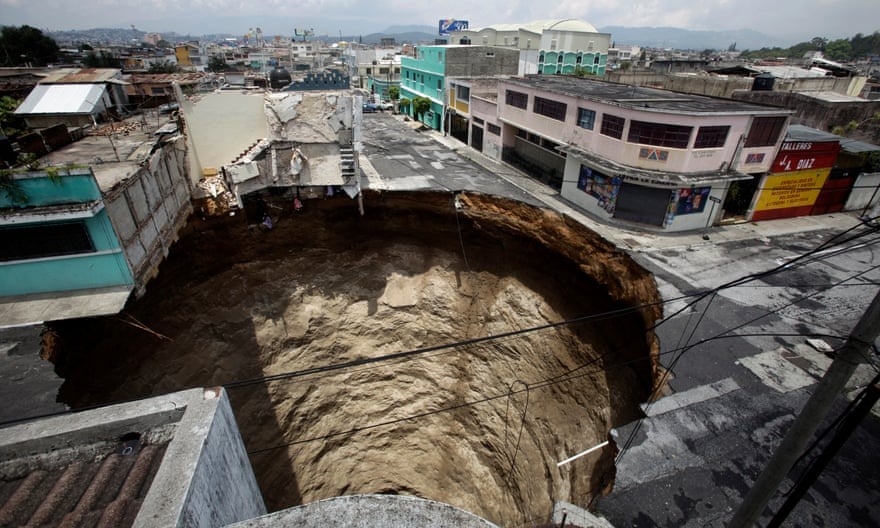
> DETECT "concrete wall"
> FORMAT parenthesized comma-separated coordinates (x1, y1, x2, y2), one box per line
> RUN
(731, 90, 880, 145)
(103, 136, 192, 296)
(845, 171, 880, 213)
(225, 495, 499, 528)
(446, 47, 520, 77)
(606, 72, 867, 100)
(133, 388, 266, 528)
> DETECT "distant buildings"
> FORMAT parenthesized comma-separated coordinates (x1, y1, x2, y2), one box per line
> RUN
(448, 19, 611, 77)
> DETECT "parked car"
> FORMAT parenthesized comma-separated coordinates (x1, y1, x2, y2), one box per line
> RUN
(362, 103, 379, 113)
(378, 101, 393, 111)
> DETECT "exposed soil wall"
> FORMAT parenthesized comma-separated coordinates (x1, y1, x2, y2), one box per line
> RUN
(46, 191, 661, 526)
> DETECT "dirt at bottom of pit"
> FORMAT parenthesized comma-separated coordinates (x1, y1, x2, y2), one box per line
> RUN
(47, 190, 661, 526)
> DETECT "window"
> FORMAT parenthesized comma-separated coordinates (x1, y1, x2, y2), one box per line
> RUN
(550, 39, 557, 50)
(437, 79, 442, 89)
(0, 222, 94, 262)
(150, 87, 166, 96)
(533, 96, 567, 121)
(627, 120, 693, 148)
(505, 89, 528, 109)
(365, 68, 372, 75)
(379, 67, 389, 74)
(487, 123, 501, 135)
(694, 126, 730, 149)
(456, 85, 470, 100)
(600, 114, 625, 139)
(745, 116, 787, 147)
(473, 116, 484, 125)
(577, 108, 596, 130)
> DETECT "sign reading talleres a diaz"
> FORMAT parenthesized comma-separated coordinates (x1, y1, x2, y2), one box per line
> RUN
(752, 139, 842, 221)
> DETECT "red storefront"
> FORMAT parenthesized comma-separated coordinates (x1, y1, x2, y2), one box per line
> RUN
(751, 136, 842, 221)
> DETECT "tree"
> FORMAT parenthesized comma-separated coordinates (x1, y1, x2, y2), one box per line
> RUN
(83, 50, 120, 68)
(388, 86, 400, 101)
(208, 54, 229, 72)
(810, 36, 828, 50)
(825, 39, 853, 61)
(0, 96, 25, 137)
(0, 25, 60, 66)
(398, 97, 411, 115)
(412, 96, 431, 121)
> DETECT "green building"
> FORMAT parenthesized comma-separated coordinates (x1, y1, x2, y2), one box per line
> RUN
(400, 45, 519, 131)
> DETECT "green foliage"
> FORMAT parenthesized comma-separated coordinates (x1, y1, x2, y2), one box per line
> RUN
(0, 96, 25, 137)
(148, 60, 180, 73)
(0, 25, 60, 66)
(572, 66, 595, 77)
(207, 54, 229, 72)
(398, 97, 411, 112)
(741, 30, 880, 61)
(388, 86, 400, 101)
(79, 42, 93, 51)
(412, 96, 431, 119)
(83, 50, 120, 68)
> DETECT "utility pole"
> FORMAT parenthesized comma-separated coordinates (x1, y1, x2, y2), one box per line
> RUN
(729, 289, 880, 527)
(766, 379, 880, 528)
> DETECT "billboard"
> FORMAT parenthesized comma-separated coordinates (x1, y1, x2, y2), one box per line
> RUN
(439, 19, 469, 36)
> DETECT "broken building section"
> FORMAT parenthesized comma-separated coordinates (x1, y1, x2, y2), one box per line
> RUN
(0, 116, 192, 326)
(183, 88, 363, 221)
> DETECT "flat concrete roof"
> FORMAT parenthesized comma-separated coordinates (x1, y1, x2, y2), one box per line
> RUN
(43, 116, 181, 193)
(504, 75, 793, 116)
(0, 285, 132, 328)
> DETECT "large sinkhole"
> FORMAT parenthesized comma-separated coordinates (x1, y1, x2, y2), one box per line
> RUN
(46, 190, 661, 526)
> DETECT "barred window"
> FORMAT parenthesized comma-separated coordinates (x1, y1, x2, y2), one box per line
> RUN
(505, 89, 528, 109)
(487, 123, 501, 135)
(533, 96, 567, 121)
(694, 126, 730, 149)
(577, 108, 596, 130)
(600, 114, 625, 139)
(627, 120, 693, 148)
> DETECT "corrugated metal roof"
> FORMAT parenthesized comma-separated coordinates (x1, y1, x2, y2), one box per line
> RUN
(15, 84, 107, 115)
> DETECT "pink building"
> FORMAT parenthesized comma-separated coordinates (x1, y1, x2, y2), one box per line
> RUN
(470, 75, 793, 232)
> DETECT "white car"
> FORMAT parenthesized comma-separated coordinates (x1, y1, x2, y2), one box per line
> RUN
(378, 101, 394, 111)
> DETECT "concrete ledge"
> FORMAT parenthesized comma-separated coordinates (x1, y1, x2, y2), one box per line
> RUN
(225, 494, 500, 528)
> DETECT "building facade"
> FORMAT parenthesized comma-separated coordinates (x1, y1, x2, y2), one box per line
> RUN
(400, 45, 519, 131)
(449, 19, 611, 77)
(469, 75, 793, 232)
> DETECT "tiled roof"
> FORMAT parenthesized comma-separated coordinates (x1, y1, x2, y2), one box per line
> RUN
(0, 437, 169, 527)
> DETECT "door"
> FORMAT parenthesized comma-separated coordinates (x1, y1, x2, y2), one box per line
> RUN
(613, 183, 671, 226)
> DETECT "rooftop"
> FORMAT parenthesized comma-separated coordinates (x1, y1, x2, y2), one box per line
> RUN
(39, 68, 122, 84)
(43, 115, 181, 193)
(504, 75, 794, 116)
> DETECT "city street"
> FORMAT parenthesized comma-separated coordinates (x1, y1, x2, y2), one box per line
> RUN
(362, 113, 880, 526)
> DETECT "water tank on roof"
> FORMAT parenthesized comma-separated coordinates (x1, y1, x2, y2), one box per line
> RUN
(752, 73, 775, 91)
(269, 66, 292, 89)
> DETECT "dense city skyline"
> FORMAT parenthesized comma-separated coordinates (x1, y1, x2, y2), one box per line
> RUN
(2, 0, 878, 43)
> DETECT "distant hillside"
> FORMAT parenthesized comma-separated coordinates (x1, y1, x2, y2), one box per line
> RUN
(600, 26, 790, 51)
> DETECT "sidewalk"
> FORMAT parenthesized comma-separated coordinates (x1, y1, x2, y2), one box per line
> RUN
(409, 117, 863, 253)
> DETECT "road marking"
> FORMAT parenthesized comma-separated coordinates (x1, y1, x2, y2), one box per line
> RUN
(642, 377, 740, 417)
(737, 348, 816, 393)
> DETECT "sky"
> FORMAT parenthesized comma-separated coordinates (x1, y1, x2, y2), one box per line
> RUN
(2, 0, 878, 44)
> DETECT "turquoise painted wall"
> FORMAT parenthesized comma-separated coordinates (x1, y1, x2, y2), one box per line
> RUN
(0, 171, 101, 209)
(0, 209, 133, 296)
(538, 50, 608, 76)
(0, 169, 134, 297)
(400, 46, 447, 131)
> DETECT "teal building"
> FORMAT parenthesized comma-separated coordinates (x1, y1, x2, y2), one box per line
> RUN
(0, 169, 134, 296)
(400, 45, 519, 131)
